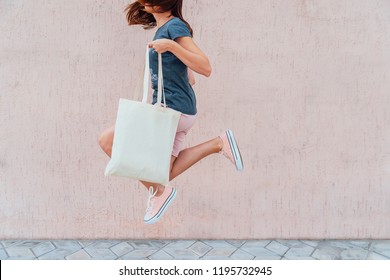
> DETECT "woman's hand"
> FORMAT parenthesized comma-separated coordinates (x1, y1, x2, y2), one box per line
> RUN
(148, 39, 173, 54)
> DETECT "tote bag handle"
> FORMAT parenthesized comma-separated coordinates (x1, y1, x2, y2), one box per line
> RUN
(143, 45, 166, 106)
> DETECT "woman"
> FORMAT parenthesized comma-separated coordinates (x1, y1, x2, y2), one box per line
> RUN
(99, 0, 243, 224)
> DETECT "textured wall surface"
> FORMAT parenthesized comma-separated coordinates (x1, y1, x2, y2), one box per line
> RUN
(1, 0, 390, 239)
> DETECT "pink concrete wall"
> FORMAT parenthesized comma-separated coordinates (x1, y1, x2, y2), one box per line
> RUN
(1, 0, 390, 239)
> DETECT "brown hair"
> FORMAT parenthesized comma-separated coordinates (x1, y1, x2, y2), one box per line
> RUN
(124, 0, 193, 36)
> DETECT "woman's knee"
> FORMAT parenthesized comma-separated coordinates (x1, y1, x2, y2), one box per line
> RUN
(98, 132, 107, 149)
(98, 126, 114, 150)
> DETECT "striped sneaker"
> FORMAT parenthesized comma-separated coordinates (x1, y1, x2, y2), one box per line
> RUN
(219, 129, 244, 171)
(144, 186, 176, 224)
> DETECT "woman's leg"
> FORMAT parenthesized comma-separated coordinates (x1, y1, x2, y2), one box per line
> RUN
(139, 136, 222, 195)
(99, 125, 224, 192)
(99, 125, 153, 189)
(98, 126, 180, 195)
(99, 126, 235, 225)
(139, 156, 177, 196)
(169, 137, 222, 180)
(140, 138, 223, 224)
(98, 125, 115, 157)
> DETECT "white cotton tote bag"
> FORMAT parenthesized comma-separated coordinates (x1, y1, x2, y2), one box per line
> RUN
(104, 46, 181, 185)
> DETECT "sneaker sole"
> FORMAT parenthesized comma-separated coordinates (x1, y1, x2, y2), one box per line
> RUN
(226, 130, 244, 171)
(144, 188, 177, 224)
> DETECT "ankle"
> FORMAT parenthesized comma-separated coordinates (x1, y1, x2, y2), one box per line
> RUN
(155, 185, 165, 197)
(147, 185, 164, 196)
(216, 136, 223, 152)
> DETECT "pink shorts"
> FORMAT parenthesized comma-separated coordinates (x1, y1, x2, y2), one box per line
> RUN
(172, 113, 197, 157)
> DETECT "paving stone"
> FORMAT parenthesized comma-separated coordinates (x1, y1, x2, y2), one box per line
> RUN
(370, 240, 390, 249)
(300, 240, 320, 248)
(366, 252, 390, 260)
(316, 241, 342, 250)
(84, 248, 118, 260)
(284, 256, 316, 260)
(0, 239, 384, 260)
(189, 241, 212, 256)
(38, 248, 81, 260)
(66, 249, 92, 260)
(312, 247, 342, 260)
(18, 241, 43, 248)
(118, 257, 148, 260)
(241, 247, 281, 259)
(52, 241, 82, 250)
(87, 240, 121, 249)
(226, 240, 246, 247)
(129, 241, 161, 250)
(266, 241, 289, 256)
(148, 250, 174, 260)
(276, 240, 306, 248)
(78, 240, 96, 248)
(326, 241, 359, 250)
(201, 256, 231, 260)
(110, 242, 134, 257)
(370, 241, 390, 257)
(202, 240, 236, 248)
(163, 240, 196, 249)
(242, 240, 272, 248)
(5, 246, 35, 259)
(1, 241, 23, 248)
(7, 256, 37, 260)
(229, 249, 255, 260)
(340, 248, 369, 260)
(0, 249, 9, 259)
(241, 242, 275, 256)
(284, 244, 315, 259)
(254, 254, 281, 260)
(31, 241, 56, 257)
(149, 240, 172, 248)
(203, 248, 237, 258)
(349, 241, 370, 249)
(163, 248, 199, 260)
(121, 249, 158, 259)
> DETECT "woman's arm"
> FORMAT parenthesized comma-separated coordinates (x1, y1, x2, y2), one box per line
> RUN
(170, 37, 211, 77)
(148, 38, 212, 77)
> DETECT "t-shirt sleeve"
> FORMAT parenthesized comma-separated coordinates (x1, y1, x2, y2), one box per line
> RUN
(168, 20, 192, 41)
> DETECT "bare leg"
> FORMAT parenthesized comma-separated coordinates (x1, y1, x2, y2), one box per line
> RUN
(139, 156, 177, 196)
(99, 126, 223, 195)
(98, 125, 115, 157)
(98, 126, 177, 196)
(139, 137, 222, 195)
(170, 137, 222, 180)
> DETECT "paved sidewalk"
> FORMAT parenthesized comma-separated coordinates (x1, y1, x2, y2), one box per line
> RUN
(1, 240, 389, 260)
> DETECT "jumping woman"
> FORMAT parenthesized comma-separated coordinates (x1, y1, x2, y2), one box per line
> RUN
(99, 0, 243, 224)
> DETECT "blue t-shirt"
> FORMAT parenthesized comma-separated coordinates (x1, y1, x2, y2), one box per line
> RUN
(149, 17, 197, 115)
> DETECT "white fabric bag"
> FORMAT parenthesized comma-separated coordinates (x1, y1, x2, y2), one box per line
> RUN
(104, 46, 181, 185)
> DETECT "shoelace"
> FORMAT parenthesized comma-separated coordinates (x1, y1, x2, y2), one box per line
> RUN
(145, 187, 158, 214)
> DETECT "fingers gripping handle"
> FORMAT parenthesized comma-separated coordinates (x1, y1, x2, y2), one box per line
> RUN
(143, 45, 165, 105)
